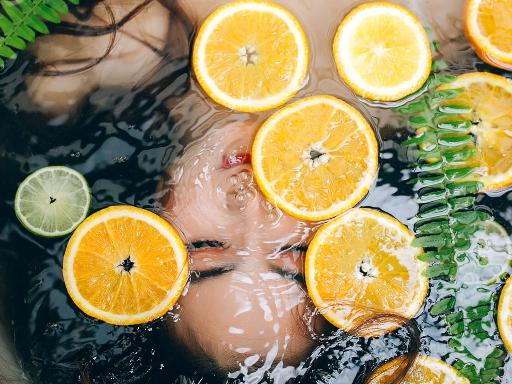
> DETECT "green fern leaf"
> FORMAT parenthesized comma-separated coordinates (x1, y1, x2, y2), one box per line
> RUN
(430, 88, 462, 104)
(437, 104, 472, 115)
(35, 3, 61, 23)
(446, 181, 482, 196)
(397, 98, 429, 114)
(438, 134, 474, 147)
(408, 115, 431, 128)
(414, 160, 443, 173)
(433, 73, 457, 85)
(448, 196, 476, 210)
(417, 204, 449, 219)
(396, 68, 506, 384)
(416, 220, 450, 235)
(445, 166, 478, 180)
(0, 0, 79, 69)
(424, 263, 456, 278)
(48, 0, 68, 14)
(402, 131, 436, 147)
(430, 296, 456, 316)
(18, 1, 50, 34)
(416, 188, 446, 204)
(412, 234, 449, 248)
(437, 120, 472, 132)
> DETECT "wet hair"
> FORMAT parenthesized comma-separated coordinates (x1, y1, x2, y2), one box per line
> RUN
(11, 0, 193, 77)
(161, 308, 421, 384)
(297, 311, 421, 384)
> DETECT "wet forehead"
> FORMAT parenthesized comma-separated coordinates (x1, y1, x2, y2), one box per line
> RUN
(164, 122, 317, 249)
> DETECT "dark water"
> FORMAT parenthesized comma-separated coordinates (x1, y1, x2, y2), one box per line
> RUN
(0, 0, 511, 383)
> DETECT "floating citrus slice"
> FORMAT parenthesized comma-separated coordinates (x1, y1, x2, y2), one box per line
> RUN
(332, 1, 431, 101)
(367, 355, 469, 384)
(464, 0, 512, 70)
(251, 95, 379, 221)
(15, 166, 90, 237)
(438, 72, 512, 191)
(305, 208, 428, 336)
(192, 0, 309, 112)
(498, 276, 512, 352)
(63, 205, 189, 325)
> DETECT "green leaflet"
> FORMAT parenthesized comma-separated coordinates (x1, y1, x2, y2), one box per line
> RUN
(437, 104, 472, 115)
(416, 188, 446, 204)
(438, 134, 474, 147)
(437, 120, 472, 132)
(414, 160, 443, 173)
(430, 296, 456, 316)
(416, 204, 449, 219)
(449, 196, 476, 210)
(429, 88, 462, 106)
(424, 263, 456, 279)
(408, 115, 431, 128)
(0, 0, 80, 68)
(431, 59, 449, 72)
(397, 98, 429, 114)
(415, 220, 450, 235)
(444, 147, 478, 163)
(446, 181, 482, 196)
(413, 233, 449, 248)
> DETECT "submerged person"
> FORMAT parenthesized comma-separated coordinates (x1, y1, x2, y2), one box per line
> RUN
(158, 120, 326, 382)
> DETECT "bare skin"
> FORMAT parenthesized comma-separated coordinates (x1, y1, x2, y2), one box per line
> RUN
(14, 0, 189, 117)
(160, 121, 324, 379)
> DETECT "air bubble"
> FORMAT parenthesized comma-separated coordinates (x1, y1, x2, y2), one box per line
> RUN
(240, 169, 252, 181)
(229, 174, 239, 185)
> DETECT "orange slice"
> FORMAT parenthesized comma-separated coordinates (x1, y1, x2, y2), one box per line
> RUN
(251, 95, 379, 221)
(367, 355, 469, 384)
(192, 0, 309, 112)
(498, 276, 512, 352)
(438, 72, 512, 191)
(464, 0, 512, 70)
(333, 1, 431, 101)
(305, 208, 428, 336)
(63, 205, 189, 325)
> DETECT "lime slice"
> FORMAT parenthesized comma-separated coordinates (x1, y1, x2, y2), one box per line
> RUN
(15, 166, 91, 237)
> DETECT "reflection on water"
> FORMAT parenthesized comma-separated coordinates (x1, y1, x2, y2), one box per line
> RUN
(0, 0, 511, 383)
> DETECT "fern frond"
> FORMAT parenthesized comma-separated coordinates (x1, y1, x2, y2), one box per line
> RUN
(0, 0, 79, 68)
(398, 70, 507, 384)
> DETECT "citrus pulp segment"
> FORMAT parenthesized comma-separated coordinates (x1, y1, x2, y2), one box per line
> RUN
(63, 205, 189, 325)
(14, 166, 90, 237)
(333, 1, 432, 101)
(367, 355, 470, 384)
(252, 95, 379, 222)
(464, 0, 512, 70)
(305, 208, 428, 336)
(193, 0, 309, 112)
(438, 72, 512, 192)
(498, 276, 512, 352)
